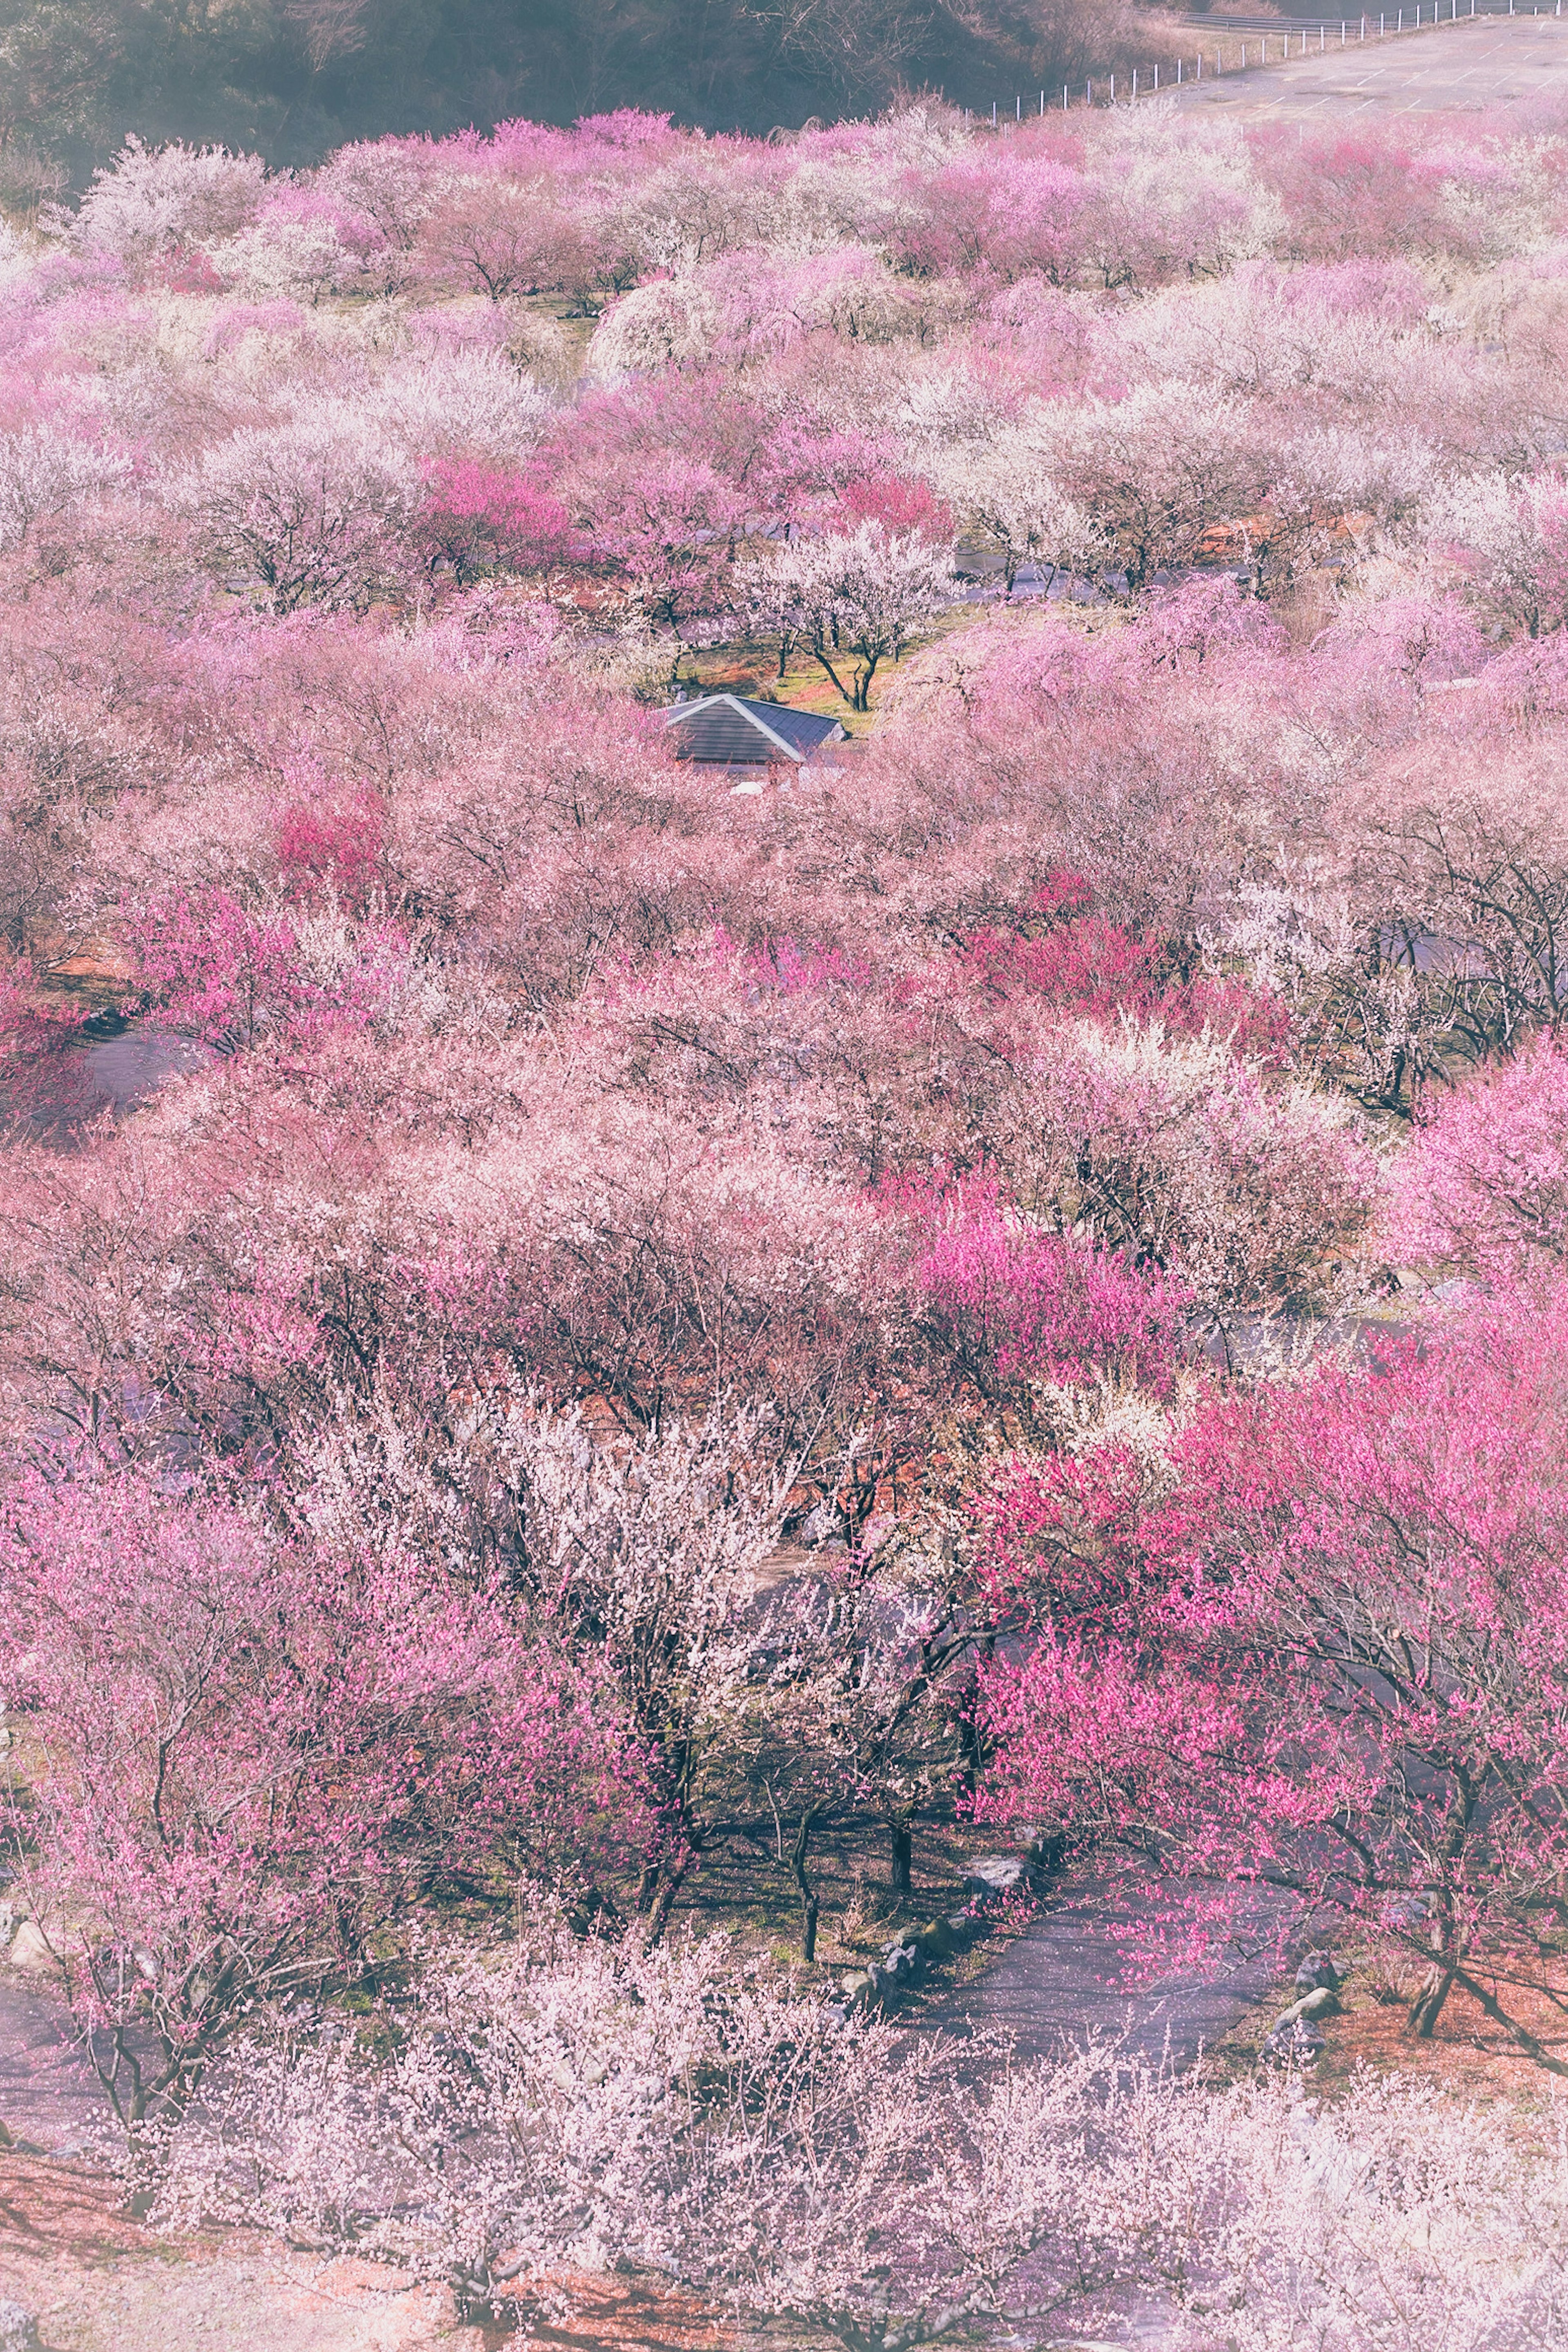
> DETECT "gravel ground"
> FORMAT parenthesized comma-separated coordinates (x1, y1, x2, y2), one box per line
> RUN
(0, 2158, 482, 2352)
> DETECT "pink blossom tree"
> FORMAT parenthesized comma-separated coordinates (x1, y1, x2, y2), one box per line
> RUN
(1385, 1035, 1568, 1284)
(127, 887, 404, 1048)
(0, 1469, 642, 2133)
(911, 1180, 1190, 1407)
(976, 1280, 1568, 2064)
(579, 453, 746, 680)
(416, 458, 576, 586)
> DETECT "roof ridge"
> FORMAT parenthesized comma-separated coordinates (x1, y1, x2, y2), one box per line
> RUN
(664, 691, 804, 762)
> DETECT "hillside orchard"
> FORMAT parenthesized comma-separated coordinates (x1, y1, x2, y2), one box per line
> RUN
(6, 87, 1568, 2350)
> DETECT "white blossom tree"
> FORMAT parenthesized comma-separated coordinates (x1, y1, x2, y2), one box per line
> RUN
(932, 435, 1108, 594)
(65, 134, 266, 268)
(205, 215, 355, 302)
(1028, 381, 1259, 593)
(161, 1926, 1568, 2352)
(174, 408, 420, 612)
(1431, 465, 1568, 638)
(742, 521, 953, 710)
(508, 1409, 791, 1935)
(362, 347, 555, 469)
(0, 426, 128, 553)
(159, 1916, 1120, 2352)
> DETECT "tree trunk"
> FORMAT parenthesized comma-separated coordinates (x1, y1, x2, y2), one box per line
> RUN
(644, 1853, 693, 1944)
(1407, 1962, 1456, 2039)
(890, 1819, 912, 1899)
(790, 1809, 820, 1963)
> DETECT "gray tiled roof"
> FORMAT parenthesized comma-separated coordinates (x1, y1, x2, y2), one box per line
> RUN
(661, 693, 846, 763)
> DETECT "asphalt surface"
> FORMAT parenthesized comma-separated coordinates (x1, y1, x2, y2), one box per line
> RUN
(934, 1868, 1289, 2070)
(4, 1019, 212, 1146)
(0, 1977, 116, 2157)
(1173, 9, 1568, 116)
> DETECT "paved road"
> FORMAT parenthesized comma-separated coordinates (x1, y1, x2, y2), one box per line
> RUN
(3, 1018, 212, 1148)
(0, 1980, 114, 2157)
(936, 1868, 1287, 2071)
(1172, 12, 1568, 116)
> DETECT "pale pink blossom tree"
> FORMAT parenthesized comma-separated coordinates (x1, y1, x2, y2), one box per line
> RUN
(0, 1469, 641, 2133)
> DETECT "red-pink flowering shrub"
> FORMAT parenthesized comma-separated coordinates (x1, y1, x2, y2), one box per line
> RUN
(837, 474, 954, 544)
(273, 788, 385, 908)
(897, 150, 1094, 284)
(1250, 124, 1504, 265)
(968, 1442, 1156, 1641)
(128, 891, 302, 1048)
(416, 458, 576, 586)
(127, 890, 403, 1047)
(949, 892, 1294, 1061)
(913, 1185, 1189, 1402)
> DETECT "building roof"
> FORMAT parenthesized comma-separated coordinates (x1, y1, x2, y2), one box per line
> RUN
(661, 693, 847, 765)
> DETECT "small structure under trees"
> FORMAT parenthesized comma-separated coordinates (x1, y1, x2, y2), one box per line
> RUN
(661, 691, 847, 778)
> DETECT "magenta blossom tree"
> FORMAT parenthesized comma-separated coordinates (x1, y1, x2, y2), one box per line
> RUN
(128, 888, 405, 1050)
(416, 458, 577, 587)
(1384, 1035, 1568, 1284)
(580, 453, 745, 680)
(912, 1181, 1190, 1405)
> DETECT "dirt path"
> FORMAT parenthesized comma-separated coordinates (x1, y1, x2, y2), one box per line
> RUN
(0, 1981, 486, 2350)
(0, 2159, 484, 2352)
(0, 1982, 111, 2163)
(0, 1977, 733, 2352)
